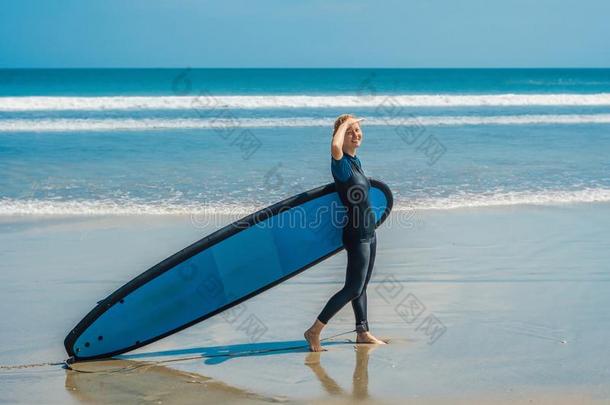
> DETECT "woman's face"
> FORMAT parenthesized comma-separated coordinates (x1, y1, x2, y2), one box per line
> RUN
(344, 122, 363, 149)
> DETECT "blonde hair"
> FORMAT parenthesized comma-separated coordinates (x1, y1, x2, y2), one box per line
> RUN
(332, 114, 355, 137)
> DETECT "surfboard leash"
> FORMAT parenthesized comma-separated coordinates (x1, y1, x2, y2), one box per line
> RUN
(0, 360, 70, 370)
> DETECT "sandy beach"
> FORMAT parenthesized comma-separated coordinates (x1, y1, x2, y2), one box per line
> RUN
(1, 203, 609, 403)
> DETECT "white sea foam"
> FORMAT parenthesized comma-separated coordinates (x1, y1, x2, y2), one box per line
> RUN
(2, 189, 610, 216)
(400, 188, 610, 210)
(2, 94, 610, 111)
(0, 199, 257, 216)
(2, 114, 610, 132)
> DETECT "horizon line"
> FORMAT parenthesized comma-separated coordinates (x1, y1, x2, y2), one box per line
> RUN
(1, 67, 610, 70)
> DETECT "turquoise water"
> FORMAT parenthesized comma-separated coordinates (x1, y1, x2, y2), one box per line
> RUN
(2, 68, 610, 95)
(1, 68, 610, 214)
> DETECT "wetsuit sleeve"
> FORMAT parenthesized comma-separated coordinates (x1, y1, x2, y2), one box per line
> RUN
(331, 156, 353, 182)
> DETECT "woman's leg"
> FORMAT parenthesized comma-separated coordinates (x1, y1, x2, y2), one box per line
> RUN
(352, 235, 385, 344)
(306, 241, 371, 351)
(316, 240, 371, 325)
(351, 234, 377, 332)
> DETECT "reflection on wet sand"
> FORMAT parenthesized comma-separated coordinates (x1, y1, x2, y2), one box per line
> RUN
(64, 338, 355, 404)
(65, 359, 277, 404)
(64, 340, 380, 404)
(305, 344, 377, 402)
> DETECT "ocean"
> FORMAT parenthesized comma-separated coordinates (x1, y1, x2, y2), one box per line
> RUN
(1, 68, 610, 216)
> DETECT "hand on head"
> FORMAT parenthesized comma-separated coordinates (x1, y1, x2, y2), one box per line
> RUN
(343, 117, 364, 128)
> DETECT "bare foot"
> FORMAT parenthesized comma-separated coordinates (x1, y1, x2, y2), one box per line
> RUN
(304, 329, 324, 352)
(304, 319, 326, 352)
(356, 331, 387, 345)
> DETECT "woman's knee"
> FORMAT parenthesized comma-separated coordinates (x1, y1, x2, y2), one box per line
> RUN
(344, 285, 364, 301)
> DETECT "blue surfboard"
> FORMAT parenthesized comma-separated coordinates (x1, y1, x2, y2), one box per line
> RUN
(64, 180, 393, 360)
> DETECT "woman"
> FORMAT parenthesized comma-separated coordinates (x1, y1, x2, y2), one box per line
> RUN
(304, 114, 386, 352)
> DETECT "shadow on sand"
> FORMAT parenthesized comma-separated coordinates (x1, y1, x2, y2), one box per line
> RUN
(117, 338, 352, 365)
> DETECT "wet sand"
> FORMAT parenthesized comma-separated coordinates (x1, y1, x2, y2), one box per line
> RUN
(1, 204, 610, 403)
(65, 359, 278, 404)
(63, 352, 608, 405)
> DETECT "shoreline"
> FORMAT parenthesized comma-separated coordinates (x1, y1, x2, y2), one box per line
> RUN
(2, 195, 610, 217)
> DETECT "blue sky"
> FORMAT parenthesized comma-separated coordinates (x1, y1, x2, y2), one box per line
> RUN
(1, 0, 609, 68)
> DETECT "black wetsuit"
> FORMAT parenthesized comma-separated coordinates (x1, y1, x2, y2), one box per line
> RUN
(317, 153, 377, 333)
